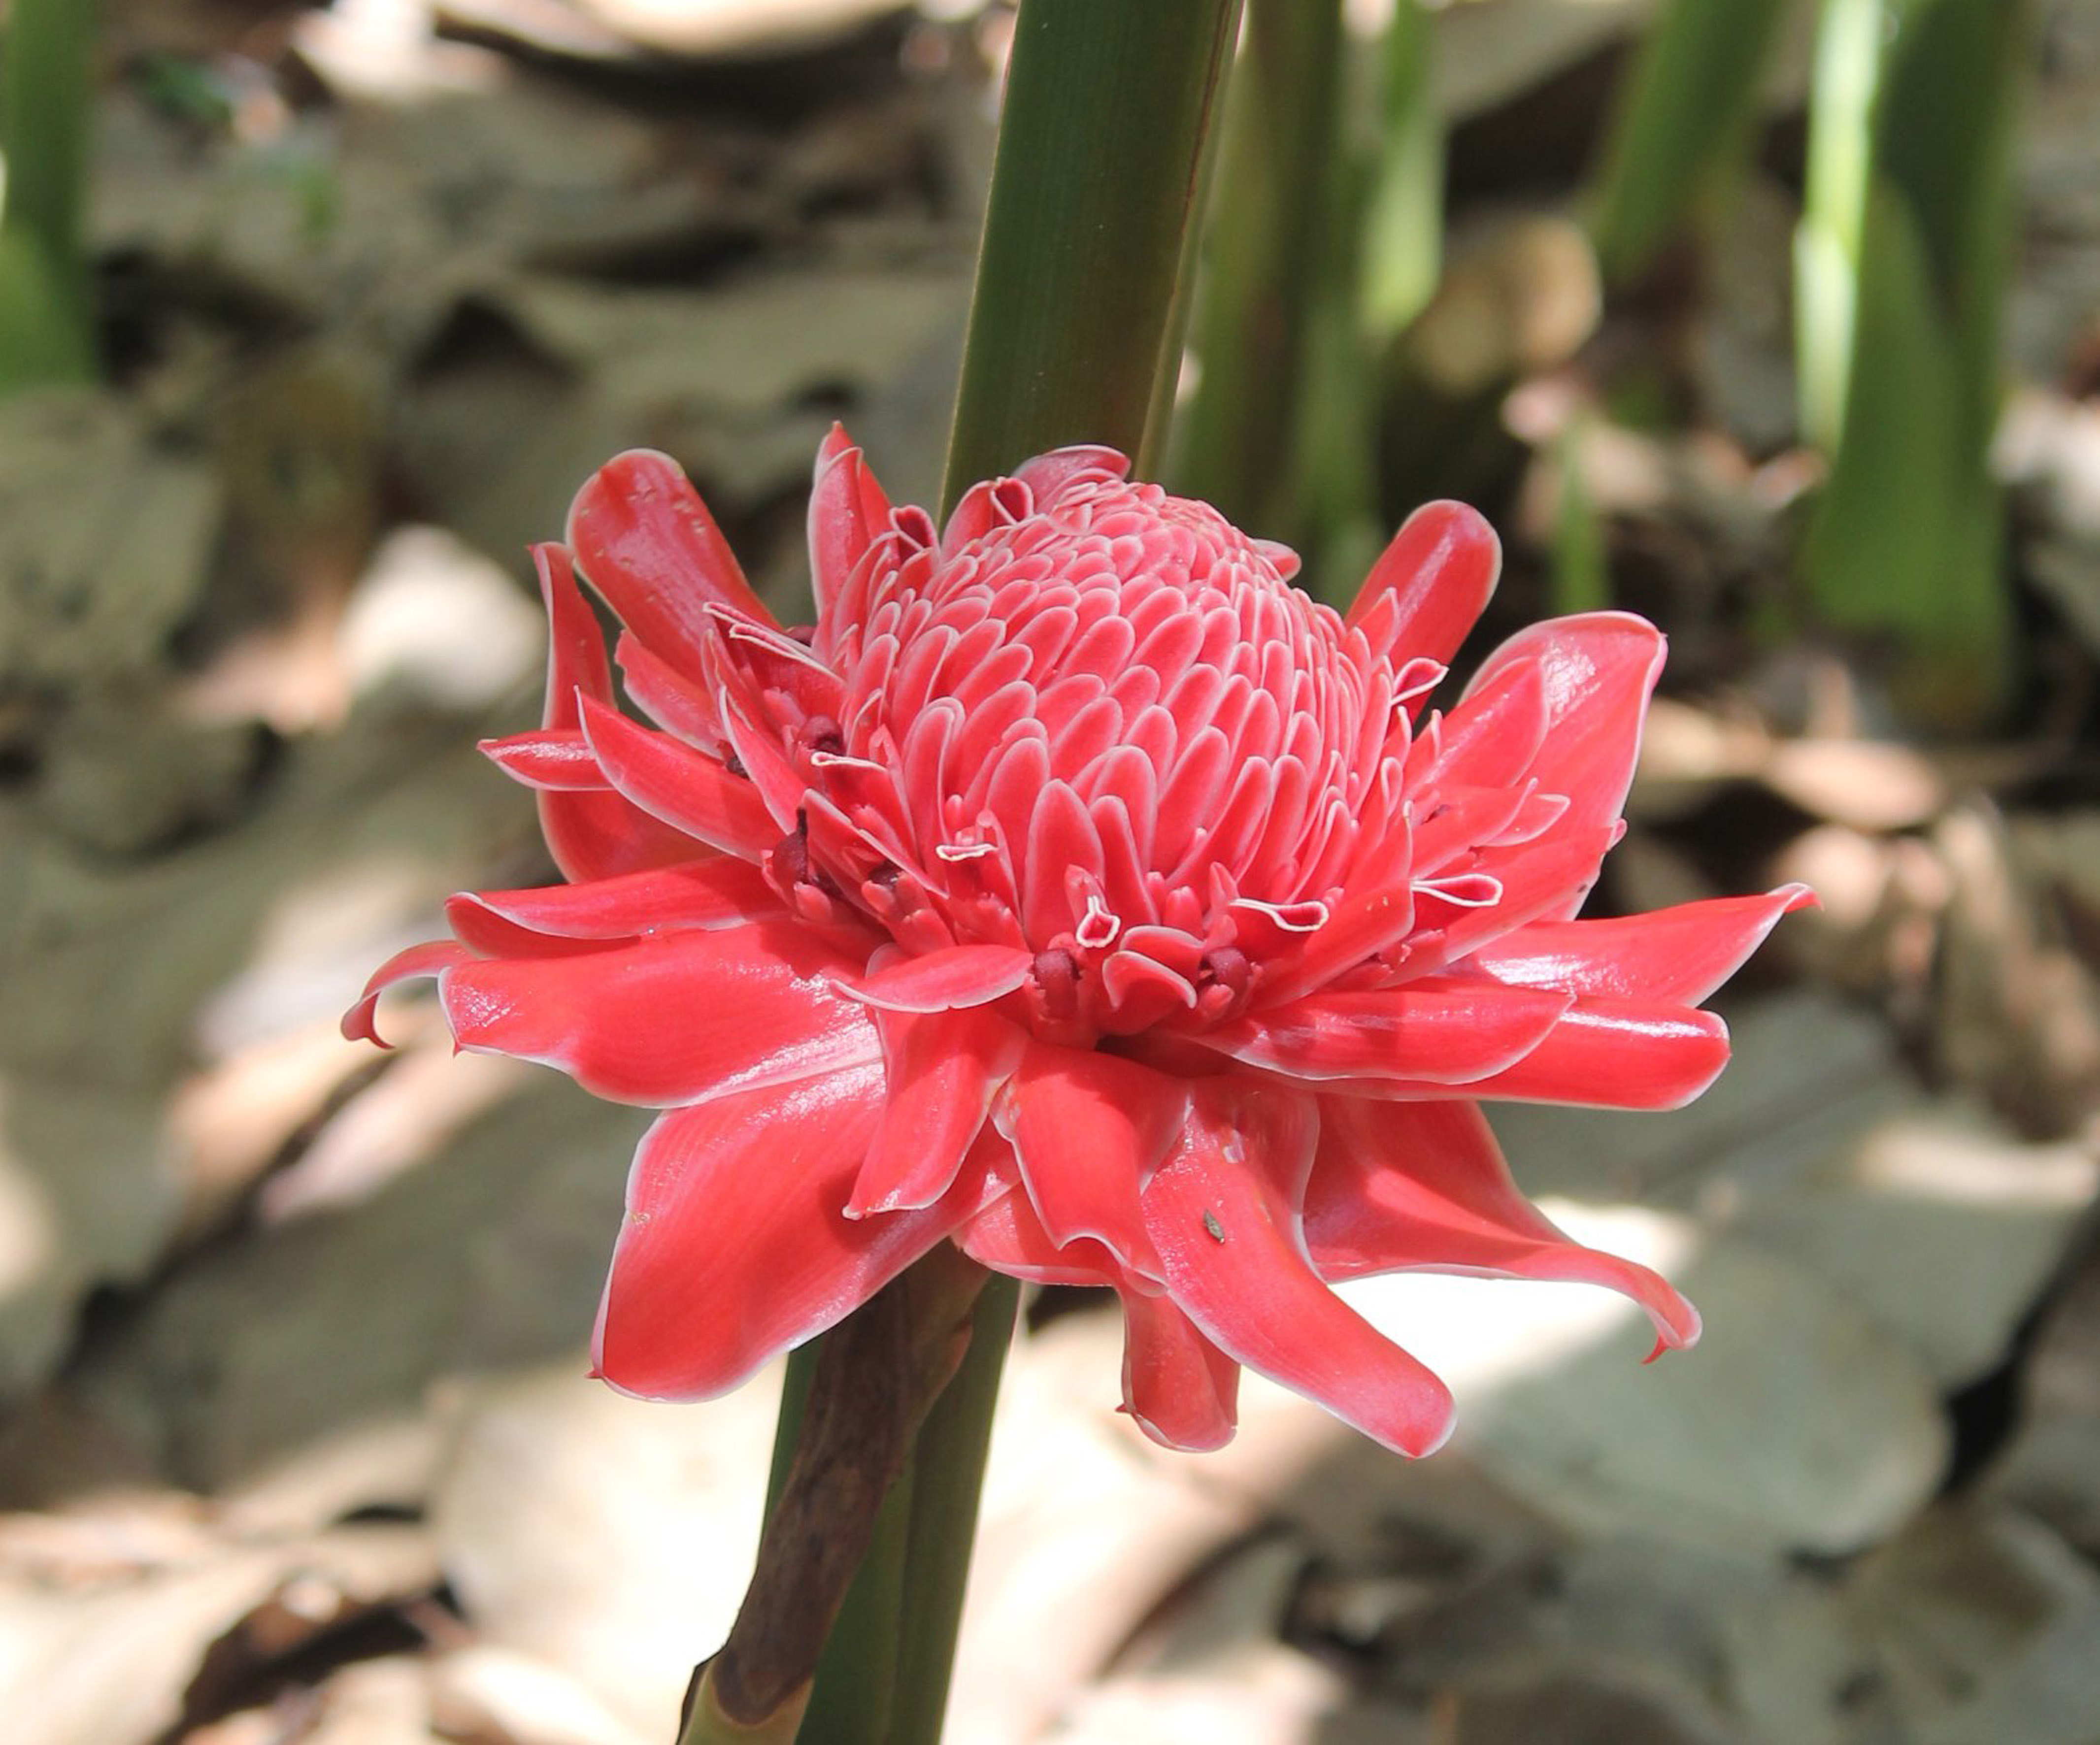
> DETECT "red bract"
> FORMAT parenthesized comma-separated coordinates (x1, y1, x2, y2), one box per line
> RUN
(348, 431, 1807, 1457)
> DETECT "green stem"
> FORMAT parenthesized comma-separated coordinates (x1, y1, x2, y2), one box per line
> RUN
(0, 0, 98, 389)
(794, 1467, 907, 1745)
(731, 4, 1247, 1739)
(1795, 0, 1884, 453)
(1587, 0, 1792, 285)
(762, 1343, 819, 1524)
(681, 1258, 989, 1744)
(762, 1343, 907, 1745)
(886, 1274, 1020, 1743)
(941, 0, 1245, 505)
(1171, 0, 1343, 533)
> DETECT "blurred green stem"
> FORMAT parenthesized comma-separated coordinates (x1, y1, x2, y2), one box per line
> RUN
(1797, 0, 2033, 723)
(1796, 0, 1883, 451)
(1171, 0, 1343, 531)
(1285, 0, 1441, 599)
(0, 0, 99, 390)
(1588, 0, 1794, 284)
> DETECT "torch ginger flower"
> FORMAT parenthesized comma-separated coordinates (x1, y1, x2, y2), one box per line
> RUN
(347, 432, 1807, 1457)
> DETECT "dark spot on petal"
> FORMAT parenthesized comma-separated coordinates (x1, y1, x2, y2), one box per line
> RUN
(724, 752, 749, 779)
(803, 713, 845, 757)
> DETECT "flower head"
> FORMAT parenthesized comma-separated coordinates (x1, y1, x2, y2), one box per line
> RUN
(348, 431, 1806, 1456)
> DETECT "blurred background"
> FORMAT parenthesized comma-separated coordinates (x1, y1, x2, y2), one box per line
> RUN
(1, 0, 2098, 1740)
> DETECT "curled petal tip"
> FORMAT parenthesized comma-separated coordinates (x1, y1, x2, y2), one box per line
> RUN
(342, 939, 469, 1051)
(339, 995, 393, 1049)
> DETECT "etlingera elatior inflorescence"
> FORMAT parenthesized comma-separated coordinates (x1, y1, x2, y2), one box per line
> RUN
(348, 431, 1806, 1457)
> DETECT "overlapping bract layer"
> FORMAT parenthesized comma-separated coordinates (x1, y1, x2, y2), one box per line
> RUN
(348, 430, 1806, 1457)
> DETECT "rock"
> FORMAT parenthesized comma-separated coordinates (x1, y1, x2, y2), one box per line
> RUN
(1848, 1506, 2100, 1745)
(1732, 1098, 2097, 1388)
(1340, 1209, 1949, 1556)
(0, 390, 221, 700)
(1988, 1247, 2100, 1556)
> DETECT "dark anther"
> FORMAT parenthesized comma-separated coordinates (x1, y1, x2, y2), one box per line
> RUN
(1031, 947, 1082, 1022)
(803, 713, 845, 757)
(724, 752, 749, 779)
(869, 860, 902, 890)
(774, 821, 810, 885)
(775, 811, 841, 898)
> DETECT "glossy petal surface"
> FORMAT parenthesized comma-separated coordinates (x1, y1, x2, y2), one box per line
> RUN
(596, 1063, 985, 1399)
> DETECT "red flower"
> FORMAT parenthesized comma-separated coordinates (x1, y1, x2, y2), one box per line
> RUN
(348, 432, 1806, 1457)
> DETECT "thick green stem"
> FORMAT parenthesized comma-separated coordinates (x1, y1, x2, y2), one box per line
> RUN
(886, 1274, 1021, 1743)
(723, 5, 1246, 1740)
(941, 0, 1245, 504)
(889, 7, 1243, 1737)
(680, 1256, 988, 1744)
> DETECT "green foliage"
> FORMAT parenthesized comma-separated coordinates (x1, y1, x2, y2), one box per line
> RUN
(1798, 0, 2033, 723)
(1590, 0, 1797, 283)
(1551, 420, 1612, 617)
(1359, 0, 1441, 340)
(1171, 0, 1446, 600)
(1286, 0, 1442, 602)
(1172, 0, 1344, 533)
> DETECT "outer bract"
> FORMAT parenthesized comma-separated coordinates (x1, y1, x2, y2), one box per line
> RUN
(348, 431, 1807, 1457)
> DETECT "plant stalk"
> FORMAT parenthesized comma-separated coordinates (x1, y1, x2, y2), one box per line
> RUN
(718, 3, 1246, 1738)
(942, 0, 1245, 504)
(0, 0, 100, 389)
